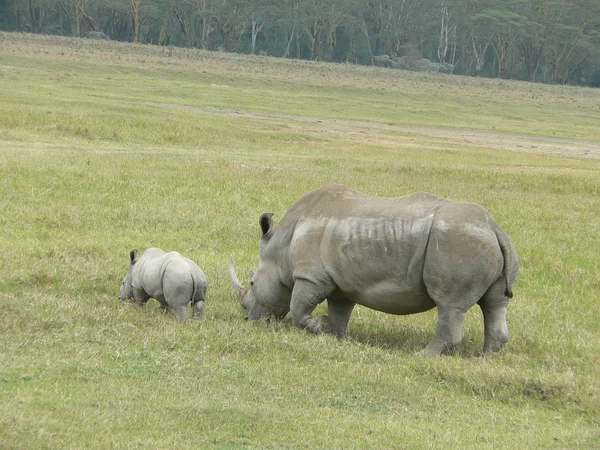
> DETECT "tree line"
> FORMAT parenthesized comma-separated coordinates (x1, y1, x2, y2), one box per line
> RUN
(2, 0, 600, 86)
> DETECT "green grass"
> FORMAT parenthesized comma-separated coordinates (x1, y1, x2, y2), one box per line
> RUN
(1, 32, 599, 449)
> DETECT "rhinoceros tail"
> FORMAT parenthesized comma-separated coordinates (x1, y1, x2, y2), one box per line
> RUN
(496, 229, 517, 298)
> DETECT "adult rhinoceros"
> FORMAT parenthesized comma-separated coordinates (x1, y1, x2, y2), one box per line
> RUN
(228, 184, 518, 356)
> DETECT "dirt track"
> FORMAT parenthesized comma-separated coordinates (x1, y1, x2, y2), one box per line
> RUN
(144, 102, 600, 160)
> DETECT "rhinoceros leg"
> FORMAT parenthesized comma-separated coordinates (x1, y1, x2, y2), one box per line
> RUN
(168, 305, 187, 320)
(422, 208, 502, 356)
(192, 301, 205, 319)
(155, 295, 169, 314)
(479, 280, 509, 352)
(133, 287, 150, 306)
(290, 279, 334, 334)
(417, 305, 469, 357)
(327, 296, 356, 337)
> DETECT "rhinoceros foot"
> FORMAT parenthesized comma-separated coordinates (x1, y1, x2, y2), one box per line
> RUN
(415, 341, 456, 358)
(306, 315, 333, 334)
(416, 347, 445, 358)
(192, 301, 205, 320)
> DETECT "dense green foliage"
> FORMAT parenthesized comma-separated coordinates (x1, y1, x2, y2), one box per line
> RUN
(1, 0, 600, 85)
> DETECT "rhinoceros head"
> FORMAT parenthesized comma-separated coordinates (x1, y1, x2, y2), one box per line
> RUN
(228, 214, 291, 321)
(119, 249, 138, 301)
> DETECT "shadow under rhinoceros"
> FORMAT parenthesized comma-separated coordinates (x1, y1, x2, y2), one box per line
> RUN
(344, 320, 485, 358)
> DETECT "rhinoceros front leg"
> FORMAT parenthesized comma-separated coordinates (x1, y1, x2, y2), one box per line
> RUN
(133, 287, 150, 306)
(291, 279, 334, 334)
(327, 297, 356, 337)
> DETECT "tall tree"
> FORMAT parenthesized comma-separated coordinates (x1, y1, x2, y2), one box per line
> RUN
(246, 0, 272, 54)
(469, 1, 526, 77)
(130, 0, 141, 41)
(2, 0, 599, 85)
(321, 0, 356, 61)
(279, 0, 305, 58)
(61, 0, 97, 36)
(515, 0, 575, 81)
(437, 0, 450, 63)
(303, 0, 325, 59)
(194, 0, 217, 49)
(545, 0, 600, 83)
(213, 0, 247, 51)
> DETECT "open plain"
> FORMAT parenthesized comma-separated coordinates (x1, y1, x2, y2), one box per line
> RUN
(1, 32, 599, 449)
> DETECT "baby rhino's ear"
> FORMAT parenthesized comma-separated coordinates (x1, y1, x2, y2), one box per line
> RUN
(259, 213, 274, 238)
(130, 249, 138, 263)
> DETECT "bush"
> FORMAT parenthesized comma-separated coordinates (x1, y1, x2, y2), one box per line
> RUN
(374, 55, 454, 74)
(588, 70, 600, 88)
(86, 31, 110, 40)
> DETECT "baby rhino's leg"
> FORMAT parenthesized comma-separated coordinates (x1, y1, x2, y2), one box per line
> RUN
(168, 305, 187, 320)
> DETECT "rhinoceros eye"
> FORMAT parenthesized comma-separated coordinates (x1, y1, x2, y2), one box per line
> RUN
(250, 281, 254, 287)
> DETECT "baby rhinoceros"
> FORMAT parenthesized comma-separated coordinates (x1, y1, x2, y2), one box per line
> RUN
(119, 248, 208, 320)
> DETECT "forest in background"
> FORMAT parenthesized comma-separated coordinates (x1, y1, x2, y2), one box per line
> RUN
(1, 0, 600, 86)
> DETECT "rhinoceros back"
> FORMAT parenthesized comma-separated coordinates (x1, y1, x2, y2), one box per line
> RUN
(133, 249, 206, 307)
(281, 187, 451, 314)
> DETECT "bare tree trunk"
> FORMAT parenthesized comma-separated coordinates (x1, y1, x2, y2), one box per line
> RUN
(62, 0, 96, 37)
(437, 0, 449, 63)
(472, 38, 489, 73)
(74, 2, 81, 36)
(131, 0, 140, 42)
(174, 6, 191, 46)
(250, 13, 263, 54)
(158, 3, 171, 45)
(307, 17, 320, 60)
(83, 9, 97, 31)
(450, 26, 457, 73)
(200, 16, 207, 48)
(200, 11, 212, 50)
(28, 0, 36, 32)
(359, 13, 374, 65)
(282, 25, 295, 58)
(531, 50, 543, 81)
(492, 34, 511, 78)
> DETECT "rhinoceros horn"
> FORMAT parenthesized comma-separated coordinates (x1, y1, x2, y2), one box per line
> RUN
(228, 256, 250, 309)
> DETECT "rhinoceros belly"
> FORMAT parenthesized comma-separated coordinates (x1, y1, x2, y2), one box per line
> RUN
(306, 216, 438, 315)
(348, 280, 435, 315)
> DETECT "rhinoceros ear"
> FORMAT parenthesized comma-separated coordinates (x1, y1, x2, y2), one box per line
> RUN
(259, 213, 274, 238)
(129, 249, 138, 263)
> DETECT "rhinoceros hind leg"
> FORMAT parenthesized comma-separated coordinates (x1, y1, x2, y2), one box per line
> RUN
(157, 298, 168, 313)
(168, 305, 187, 320)
(192, 301, 205, 319)
(479, 280, 510, 353)
(417, 305, 467, 357)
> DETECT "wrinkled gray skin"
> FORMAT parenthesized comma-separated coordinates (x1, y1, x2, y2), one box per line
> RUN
(228, 184, 518, 356)
(119, 248, 207, 320)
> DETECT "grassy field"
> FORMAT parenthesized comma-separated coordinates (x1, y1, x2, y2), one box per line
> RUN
(1, 31, 599, 449)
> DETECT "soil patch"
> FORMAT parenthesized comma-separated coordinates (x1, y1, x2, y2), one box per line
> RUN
(143, 102, 600, 160)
